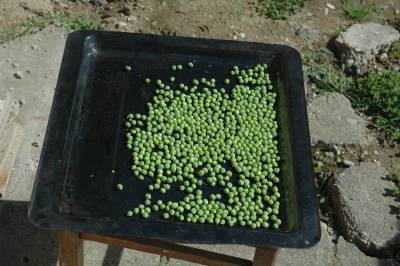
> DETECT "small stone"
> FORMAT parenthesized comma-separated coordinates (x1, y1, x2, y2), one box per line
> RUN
(343, 160, 355, 167)
(363, 150, 369, 155)
(31, 141, 40, 147)
(395, 9, 399, 15)
(373, 150, 379, 155)
(239, 32, 246, 38)
(378, 53, 388, 63)
(11, 62, 18, 68)
(14, 71, 23, 79)
(324, 8, 329, 15)
(116, 21, 128, 29)
(326, 3, 335, 9)
(94, 0, 108, 6)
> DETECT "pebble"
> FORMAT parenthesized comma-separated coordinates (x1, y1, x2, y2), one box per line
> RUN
(326, 3, 335, 9)
(14, 71, 23, 79)
(324, 8, 329, 15)
(363, 150, 369, 155)
(343, 160, 355, 167)
(31, 141, 40, 147)
(11, 62, 18, 68)
(378, 53, 388, 63)
(373, 150, 379, 155)
(95, 0, 108, 5)
(239, 32, 246, 38)
(116, 21, 128, 29)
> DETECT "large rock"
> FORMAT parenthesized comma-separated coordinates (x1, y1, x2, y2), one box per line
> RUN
(335, 23, 400, 74)
(328, 162, 400, 258)
(307, 92, 372, 145)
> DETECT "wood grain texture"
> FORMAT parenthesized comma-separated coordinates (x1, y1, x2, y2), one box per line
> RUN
(252, 247, 277, 266)
(59, 231, 83, 266)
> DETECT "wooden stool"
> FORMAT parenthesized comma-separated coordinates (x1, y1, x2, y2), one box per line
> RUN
(59, 231, 277, 266)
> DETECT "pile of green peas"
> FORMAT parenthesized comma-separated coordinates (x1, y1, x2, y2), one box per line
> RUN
(122, 62, 282, 230)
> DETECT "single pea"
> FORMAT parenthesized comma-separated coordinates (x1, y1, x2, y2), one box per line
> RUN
(125, 65, 132, 71)
(177, 65, 183, 70)
(116, 184, 124, 191)
(127, 210, 133, 217)
(145, 78, 151, 83)
(170, 76, 175, 82)
(188, 62, 194, 68)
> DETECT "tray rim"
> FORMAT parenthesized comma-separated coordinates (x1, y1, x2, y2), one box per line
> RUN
(28, 30, 320, 249)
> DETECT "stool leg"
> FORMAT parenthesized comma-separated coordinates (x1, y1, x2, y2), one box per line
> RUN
(252, 247, 277, 266)
(59, 231, 84, 266)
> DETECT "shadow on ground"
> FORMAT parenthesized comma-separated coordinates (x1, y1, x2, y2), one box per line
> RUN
(0, 200, 59, 266)
(0, 200, 126, 266)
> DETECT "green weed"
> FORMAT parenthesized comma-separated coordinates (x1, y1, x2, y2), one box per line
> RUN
(255, 0, 305, 20)
(387, 174, 400, 194)
(343, 0, 373, 22)
(0, 12, 105, 44)
(352, 70, 400, 140)
(54, 12, 105, 32)
(390, 42, 400, 60)
(303, 49, 354, 94)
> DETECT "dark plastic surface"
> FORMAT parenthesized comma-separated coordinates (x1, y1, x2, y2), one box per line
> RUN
(28, 31, 320, 248)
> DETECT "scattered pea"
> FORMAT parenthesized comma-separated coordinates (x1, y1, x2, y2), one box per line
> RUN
(124, 63, 281, 230)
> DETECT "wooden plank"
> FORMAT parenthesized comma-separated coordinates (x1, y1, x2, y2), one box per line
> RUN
(80, 233, 252, 266)
(252, 247, 277, 266)
(59, 231, 84, 266)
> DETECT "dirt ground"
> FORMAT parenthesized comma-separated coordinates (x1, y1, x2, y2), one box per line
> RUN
(1, 0, 399, 52)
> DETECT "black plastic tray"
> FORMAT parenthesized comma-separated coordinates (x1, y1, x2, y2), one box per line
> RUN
(28, 31, 320, 248)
